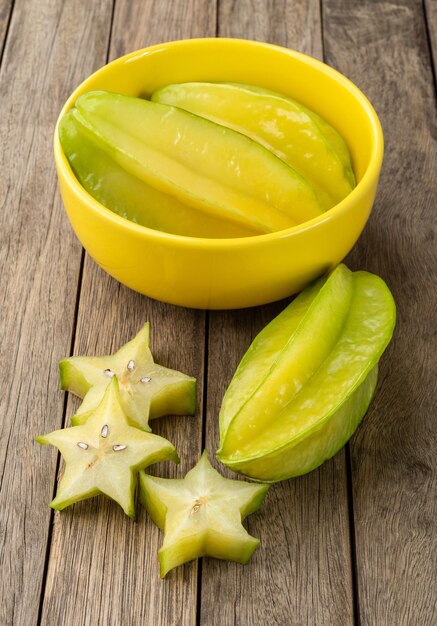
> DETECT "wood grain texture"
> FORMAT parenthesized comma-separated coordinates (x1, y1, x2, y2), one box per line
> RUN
(322, 1, 437, 624)
(201, 2, 354, 625)
(40, 1, 216, 625)
(111, 0, 217, 53)
(0, 1, 114, 624)
(218, 0, 323, 57)
(40, 275, 205, 626)
(203, 307, 354, 626)
(3, 0, 435, 624)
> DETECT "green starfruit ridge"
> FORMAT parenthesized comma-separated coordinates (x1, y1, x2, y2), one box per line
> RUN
(217, 265, 396, 481)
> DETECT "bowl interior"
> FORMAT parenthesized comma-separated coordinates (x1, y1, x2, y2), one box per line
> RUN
(55, 39, 383, 308)
(59, 38, 381, 191)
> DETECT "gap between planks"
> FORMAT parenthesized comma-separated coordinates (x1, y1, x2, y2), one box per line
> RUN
(36, 249, 85, 626)
(200, 3, 354, 626)
(319, 0, 360, 622)
(196, 309, 210, 626)
(35, 0, 117, 616)
(0, 0, 15, 67)
(38, 3, 215, 623)
(423, 0, 437, 90)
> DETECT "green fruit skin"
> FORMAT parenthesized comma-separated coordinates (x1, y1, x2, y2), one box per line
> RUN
(219, 264, 354, 452)
(59, 358, 89, 396)
(158, 532, 259, 578)
(149, 378, 196, 420)
(218, 274, 327, 442)
(58, 110, 257, 238)
(219, 366, 378, 482)
(152, 82, 355, 210)
(138, 472, 168, 530)
(217, 267, 396, 482)
(72, 91, 324, 233)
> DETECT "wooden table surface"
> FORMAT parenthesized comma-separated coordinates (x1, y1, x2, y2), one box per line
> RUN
(1, 1, 436, 624)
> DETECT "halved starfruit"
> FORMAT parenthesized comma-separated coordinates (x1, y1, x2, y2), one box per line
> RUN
(36, 377, 179, 518)
(140, 451, 268, 577)
(217, 264, 396, 482)
(60, 322, 196, 432)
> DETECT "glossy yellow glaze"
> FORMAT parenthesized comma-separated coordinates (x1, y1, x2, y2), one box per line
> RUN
(54, 38, 383, 309)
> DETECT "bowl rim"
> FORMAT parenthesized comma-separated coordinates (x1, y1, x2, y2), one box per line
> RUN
(54, 37, 384, 250)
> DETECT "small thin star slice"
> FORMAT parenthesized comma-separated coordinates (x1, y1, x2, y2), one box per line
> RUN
(36, 377, 179, 518)
(59, 322, 196, 431)
(140, 451, 268, 577)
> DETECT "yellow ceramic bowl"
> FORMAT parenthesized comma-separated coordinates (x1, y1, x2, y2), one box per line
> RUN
(54, 38, 383, 309)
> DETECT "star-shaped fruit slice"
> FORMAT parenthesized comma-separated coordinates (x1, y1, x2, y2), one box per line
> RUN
(36, 377, 179, 518)
(139, 451, 268, 577)
(59, 322, 196, 431)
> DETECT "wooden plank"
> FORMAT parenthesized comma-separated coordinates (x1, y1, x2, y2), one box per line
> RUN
(201, 2, 355, 625)
(111, 0, 216, 52)
(218, 0, 323, 56)
(0, 1, 114, 625)
(40, 2, 216, 625)
(40, 278, 206, 626)
(322, 1, 437, 624)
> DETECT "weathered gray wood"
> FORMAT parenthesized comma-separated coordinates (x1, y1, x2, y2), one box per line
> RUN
(111, 0, 216, 53)
(3, 0, 435, 624)
(40, 1, 215, 625)
(218, 0, 323, 57)
(201, 2, 354, 625)
(0, 1, 114, 625)
(322, 1, 437, 624)
(203, 307, 355, 626)
(40, 275, 206, 626)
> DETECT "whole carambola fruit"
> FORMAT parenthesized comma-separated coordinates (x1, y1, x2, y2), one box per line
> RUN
(152, 82, 355, 210)
(217, 264, 396, 482)
(63, 91, 324, 234)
